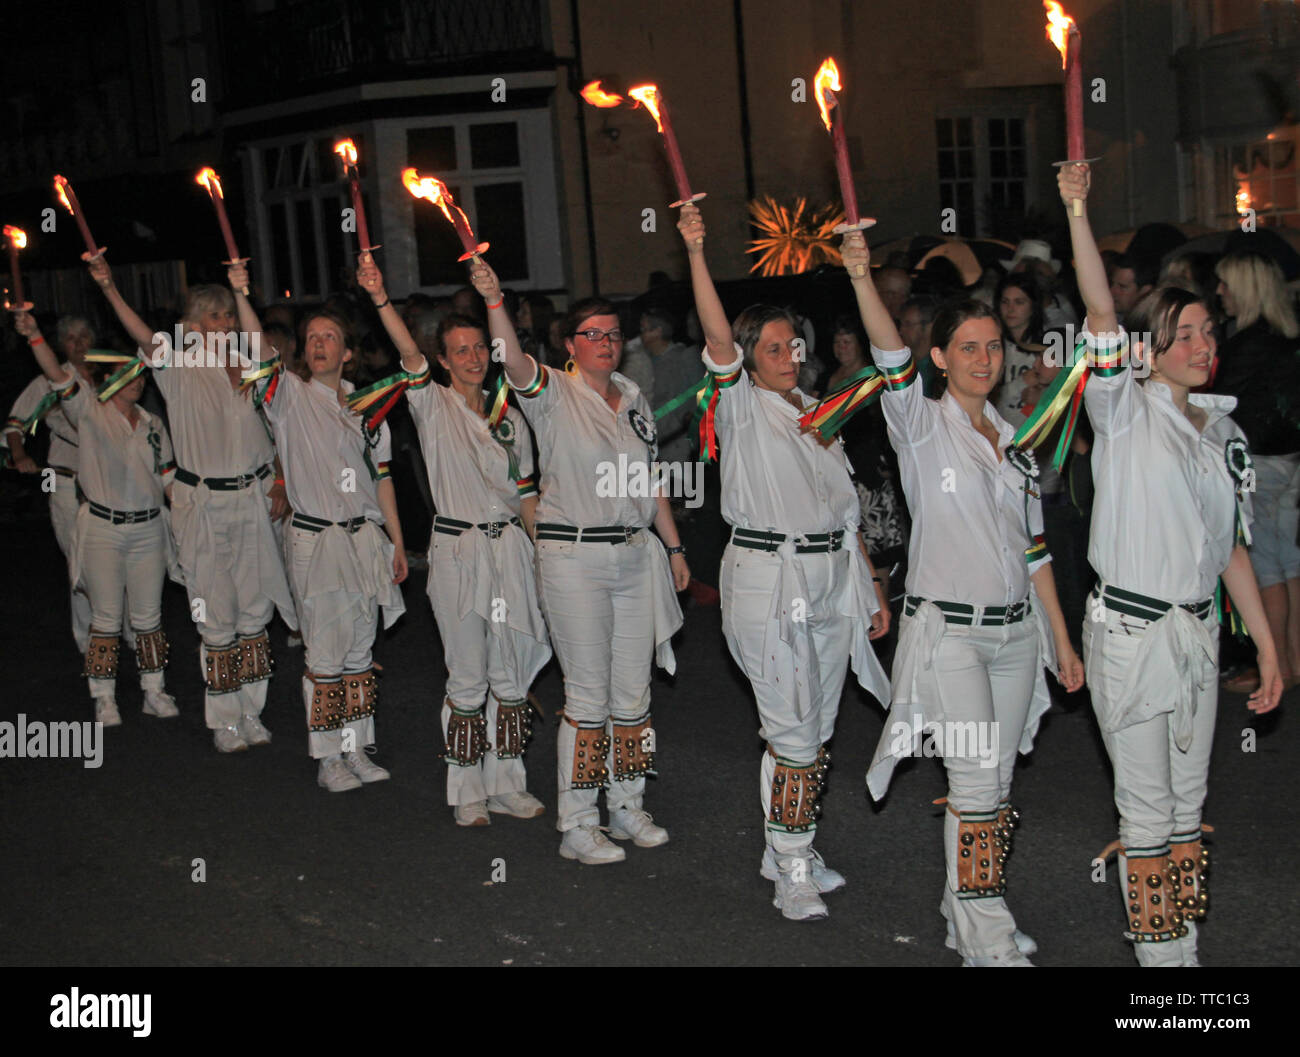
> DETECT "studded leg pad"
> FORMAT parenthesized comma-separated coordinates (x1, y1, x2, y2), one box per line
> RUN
(133, 626, 169, 674)
(1168, 833, 1210, 924)
(610, 715, 654, 780)
(493, 695, 533, 760)
(84, 631, 120, 680)
(952, 805, 1010, 899)
(566, 716, 610, 789)
(237, 630, 273, 684)
(307, 675, 346, 732)
(205, 642, 243, 695)
(767, 746, 830, 833)
(445, 699, 489, 766)
(342, 668, 378, 724)
(1121, 849, 1189, 944)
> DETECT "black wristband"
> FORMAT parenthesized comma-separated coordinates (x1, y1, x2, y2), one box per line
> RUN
(666, 545, 685, 556)
(372, 298, 390, 311)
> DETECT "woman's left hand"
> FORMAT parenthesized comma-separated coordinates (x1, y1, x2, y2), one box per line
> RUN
(266, 481, 291, 523)
(670, 552, 691, 592)
(1056, 642, 1085, 693)
(869, 581, 891, 640)
(392, 549, 409, 585)
(1249, 652, 1283, 714)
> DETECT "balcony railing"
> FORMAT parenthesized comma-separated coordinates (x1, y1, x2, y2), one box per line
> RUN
(219, 0, 549, 108)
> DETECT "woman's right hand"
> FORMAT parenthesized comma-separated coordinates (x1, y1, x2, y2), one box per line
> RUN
(1058, 162, 1091, 207)
(840, 230, 871, 280)
(87, 254, 112, 289)
(677, 203, 705, 254)
(13, 310, 38, 341)
(356, 252, 386, 304)
(469, 257, 502, 305)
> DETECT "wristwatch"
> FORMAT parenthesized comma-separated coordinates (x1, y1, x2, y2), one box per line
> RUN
(666, 545, 686, 556)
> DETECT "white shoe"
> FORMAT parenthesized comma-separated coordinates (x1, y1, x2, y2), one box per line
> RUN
(318, 756, 362, 792)
(559, 824, 626, 864)
(761, 846, 845, 893)
(213, 724, 247, 753)
(487, 791, 544, 818)
(142, 690, 178, 718)
(238, 714, 272, 746)
(772, 868, 829, 922)
(94, 697, 122, 728)
(608, 807, 669, 847)
(946, 920, 1037, 956)
(343, 749, 390, 783)
(455, 800, 491, 826)
(962, 950, 1036, 966)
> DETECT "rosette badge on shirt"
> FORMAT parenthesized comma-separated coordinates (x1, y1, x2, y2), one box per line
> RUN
(628, 408, 658, 459)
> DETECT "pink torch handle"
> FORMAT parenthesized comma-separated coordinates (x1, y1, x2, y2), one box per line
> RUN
(831, 108, 859, 226)
(656, 96, 694, 203)
(207, 189, 241, 261)
(7, 243, 23, 305)
(1065, 30, 1085, 161)
(349, 172, 372, 250)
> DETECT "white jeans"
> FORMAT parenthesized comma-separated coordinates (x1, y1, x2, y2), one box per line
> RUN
(79, 512, 168, 696)
(49, 482, 91, 653)
(537, 538, 657, 831)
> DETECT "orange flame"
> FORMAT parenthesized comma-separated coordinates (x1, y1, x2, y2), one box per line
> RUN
(1043, 1, 1074, 68)
(580, 80, 624, 108)
(3, 225, 27, 249)
(813, 58, 841, 132)
(401, 167, 455, 223)
(196, 167, 224, 199)
(333, 138, 358, 168)
(53, 175, 74, 214)
(626, 85, 663, 133)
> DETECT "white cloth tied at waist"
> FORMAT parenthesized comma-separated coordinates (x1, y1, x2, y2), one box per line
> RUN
(645, 531, 683, 675)
(435, 521, 551, 687)
(302, 520, 405, 630)
(865, 587, 1056, 801)
(1100, 602, 1215, 752)
(173, 479, 298, 630)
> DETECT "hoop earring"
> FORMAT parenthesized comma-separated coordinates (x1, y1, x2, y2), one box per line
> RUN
(565, 358, 578, 375)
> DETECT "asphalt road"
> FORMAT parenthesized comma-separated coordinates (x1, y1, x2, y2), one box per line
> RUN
(1, 519, 1295, 968)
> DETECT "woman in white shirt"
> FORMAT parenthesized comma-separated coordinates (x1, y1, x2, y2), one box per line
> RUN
(677, 204, 890, 922)
(474, 260, 690, 866)
(1059, 163, 1281, 967)
(358, 255, 551, 828)
(843, 233, 1084, 966)
(16, 313, 178, 727)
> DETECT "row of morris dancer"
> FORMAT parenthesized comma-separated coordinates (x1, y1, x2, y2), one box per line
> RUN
(6, 162, 1280, 967)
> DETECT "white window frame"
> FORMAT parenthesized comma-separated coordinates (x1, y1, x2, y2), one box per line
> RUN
(936, 107, 1040, 238)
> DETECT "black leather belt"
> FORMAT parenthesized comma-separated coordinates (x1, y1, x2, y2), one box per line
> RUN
(175, 463, 274, 491)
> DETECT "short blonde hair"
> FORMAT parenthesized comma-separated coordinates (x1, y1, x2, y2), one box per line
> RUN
(1216, 253, 1298, 338)
(182, 284, 235, 326)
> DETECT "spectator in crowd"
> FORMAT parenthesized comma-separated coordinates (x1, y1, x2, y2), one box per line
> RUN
(992, 272, 1046, 423)
(1108, 253, 1157, 322)
(875, 266, 912, 324)
(899, 294, 942, 398)
(1003, 239, 1078, 329)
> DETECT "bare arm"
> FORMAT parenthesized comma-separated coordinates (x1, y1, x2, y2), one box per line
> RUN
(14, 312, 72, 386)
(842, 233, 905, 352)
(519, 494, 538, 538)
(468, 258, 532, 387)
(1030, 562, 1085, 692)
(653, 495, 691, 591)
(1059, 164, 1117, 334)
(355, 253, 422, 371)
(1221, 544, 1282, 713)
(86, 255, 165, 358)
(677, 204, 734, 361)
(858, 535, 891, 640)
(227, 261, 263, 349)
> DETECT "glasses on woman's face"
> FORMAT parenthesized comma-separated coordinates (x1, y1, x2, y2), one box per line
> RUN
(577, 328, 624, 345)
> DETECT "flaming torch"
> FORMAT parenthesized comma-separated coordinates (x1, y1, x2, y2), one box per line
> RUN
(196, 167, 249, 293)
(401, 168, 489, 262)
(53, 176, 105, 260)
(1045, 2, 1095, 216)
(3, 226, 31, 311)
(333, 138, 377, 253)
(624, 84, 705, 209)
(579, 80, 624, 109)
(814, 58, 874, 274)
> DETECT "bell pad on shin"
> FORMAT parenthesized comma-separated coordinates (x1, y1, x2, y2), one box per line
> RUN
(308, 677, 347, 732)
(133, 626, 169, 674)
(1168, 834, 1210, 924)
(237, 631, 273, 684)
(445, 703, 489, 766)
(84, 632, 120, 680)
(954, 807, 1010, 899)
(568, 718, 610, 789)
(767, 747, 830, 833)
(205, 642, 243, 694)
(610, 716, 654, 781)
(1122, 850, 1190, 944)
(342, 669, 378, 723)
(494, 698, 533, 760)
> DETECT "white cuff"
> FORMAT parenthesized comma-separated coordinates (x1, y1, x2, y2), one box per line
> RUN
(869, 343, 911, 368)
(702, 342, 743, 374)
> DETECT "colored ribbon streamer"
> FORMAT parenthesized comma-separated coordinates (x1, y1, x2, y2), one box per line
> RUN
(798, 365, 884, 440)
(653, 373, 727, 463)
(1012, 336, 1090, 471)
(346, 368, 428, 430)
(96, 358, 147, 402)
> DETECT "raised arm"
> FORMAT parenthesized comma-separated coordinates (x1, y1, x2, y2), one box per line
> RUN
(227, 261, 263, 351)
(355, 253, 422, 372)
(14, 312, 72, 386)
(86, 255, 165, 360)
(677, 203, 734, 364)
(468, 258, 531, 387)
(842, 233, 904, 352)
(1059, 163, 1117, 334)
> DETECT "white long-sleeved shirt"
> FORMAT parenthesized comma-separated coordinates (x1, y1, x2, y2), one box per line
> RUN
(259, 367, 391, 524)
(1083, 324, 1249, 603)
(703, 344, 859, 534)
(871, 343, 1049, 606)
(406, 356, 536, 522)
(5, 366, 82, 471)
(52, 373, 174, 509)
(509, 357, 658, 527)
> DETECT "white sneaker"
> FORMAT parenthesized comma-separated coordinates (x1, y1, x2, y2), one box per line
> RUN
(608, 807, 669, 847)
(772, 868, 829, 922)
(238, 714, 272, 746)
(343, 749, 390, 783)
(946, 920, 1038, 956)
(213, 724, 247, 753)
(94, 697, 122, 728)
(559, 824, 626, 864)
(318, 756, 362, 792)
(455, 800, 491, 827)
(760, 846, 845, 893)
(487, 791, 545, 818)
(962, 950, 1036, 966)
(142, 690, 179, 718)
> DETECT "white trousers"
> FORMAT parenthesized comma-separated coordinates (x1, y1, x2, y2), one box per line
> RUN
(288, 525, 378, 758)
(929, 620, 1038, 960)
(537, 539, 657, 831)
(79, 513, 168, 697)
(720, 543, 852, 863)
(49, 483, 92, 653)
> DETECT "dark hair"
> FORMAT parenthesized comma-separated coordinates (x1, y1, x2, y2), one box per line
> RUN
(930, 299, 1002, 355)
(831, 313, 868, 363)
(1127, 286, 1210, 365)
(994, 271, 1046, 343)
(564, 297, 620, 339)
(1115, 253, 1159, 291)
(640, 307, 675, 342)
(732, 304, 799, 372)
(901, 294, 939, 325)
(436, 313, 487, 359)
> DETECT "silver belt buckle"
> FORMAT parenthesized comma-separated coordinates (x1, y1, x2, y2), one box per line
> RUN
(486, 521, 503, 540)
(623, 526, 635, 545)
